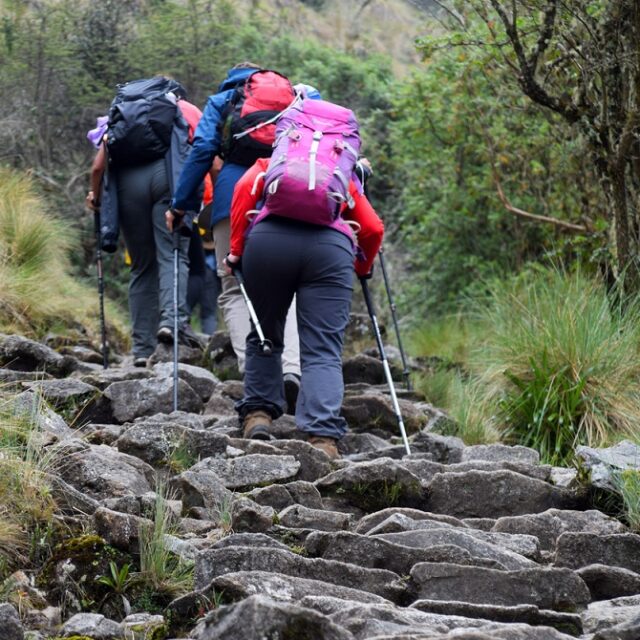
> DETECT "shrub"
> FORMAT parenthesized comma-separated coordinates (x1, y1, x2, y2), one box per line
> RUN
(0, 168, 126, 341)
(472, 268, 640, 465)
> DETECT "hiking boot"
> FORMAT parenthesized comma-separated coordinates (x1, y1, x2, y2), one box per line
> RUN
(308, 436, 340, 460)
(179, 323, 205, 349)
(133, 356, 148, 368)
(157, 326, 174, 345)
(243, 410, 274, 441)
(283, 372, 300, 415)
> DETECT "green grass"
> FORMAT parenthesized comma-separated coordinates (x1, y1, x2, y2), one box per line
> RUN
(409, 313, 477, 364)
(135, 485, 193, 600)
(0, 168, 127, 342)
(470, 268, 640, 465)
(612, 469, 640, 531)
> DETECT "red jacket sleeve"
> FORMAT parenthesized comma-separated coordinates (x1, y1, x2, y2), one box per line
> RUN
(230, 158, 269, 257)
(345, 182, 384, 277)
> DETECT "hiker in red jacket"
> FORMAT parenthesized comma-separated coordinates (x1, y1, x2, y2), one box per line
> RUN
(226, 150, 384, 459)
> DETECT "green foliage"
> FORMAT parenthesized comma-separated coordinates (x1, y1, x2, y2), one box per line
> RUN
(471, 268, 640, 465)
(392, 15, 603, 317)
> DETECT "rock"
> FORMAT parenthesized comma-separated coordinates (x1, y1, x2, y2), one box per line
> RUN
(12, 391, 73, 442)
(581, 594, 640, 635)
(23, 378, 99, 411)
(190, 594, 353, 640)
(577, 564, 640, 601)
(22, 605, 61, 631)
(115, 422, 227, 468)
(47, 474, 100, 516)
(343, 354, 385, 385)
(411, 431, 465, 463)
(230, 498, 275, 533)
(270, 439, 333, 482)
(460, 444, 540, 466)
(315, 458, 425, 511)
(104, 377, 203, 423)
(190, 454, 300, 489)
(53, 442, 155, 500)
(59, 612, 123, 639)
(285, 481, 325, 509)
(203, 389, 237, 416)
(374, 528, 536, 570)
(339, 432, 394, 455)
(411, 600, 582, 636)
(549, 467, 578, 488)
(0, 334, 71, 376)
(152, 362, 219, 401)
(211, 533, 292, 552)
(555, 532, 640, 572)
(170, 470, 232, 517)
(447, 459, 551, 483)
(355, 508, 465, 535)
(592, 615, 640, 640)
(278, 504, 352, 531)
(209, 570, 391, 605)
(410, 563, 590, 611)
(80, 367, 154, 389)
(92, 507, 151, 551)
(492, 509, 626, 552)
(426, 470, 583, 518)
(305, 531, 503, 576)
(0, 603, 24, 640)
(368, 513, 540, 560)
(194, 546, 404, 602)
(577, 440, 640, 490)
(121, 613, 166, 640)
(246, 484, 295, 511)
(340, 392, 426, 436)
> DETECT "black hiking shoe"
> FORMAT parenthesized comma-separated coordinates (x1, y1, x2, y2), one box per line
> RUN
(179, 324, 204, 349)
(157, 326, 174, 345)
(283, 372, 300, 415)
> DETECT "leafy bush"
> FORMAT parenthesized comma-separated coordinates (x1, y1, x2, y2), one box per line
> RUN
(472, 268, 640, 465)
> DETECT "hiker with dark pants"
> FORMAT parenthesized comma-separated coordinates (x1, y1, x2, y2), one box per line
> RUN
(87, 77, 203, 366)
(167, 63, 302, 410)
(226, 98, 384, 459)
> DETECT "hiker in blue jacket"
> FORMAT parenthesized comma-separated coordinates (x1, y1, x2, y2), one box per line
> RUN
(167, 62, 301, 411)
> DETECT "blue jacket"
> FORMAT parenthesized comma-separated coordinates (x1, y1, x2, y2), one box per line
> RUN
(171, 67, 256, 227)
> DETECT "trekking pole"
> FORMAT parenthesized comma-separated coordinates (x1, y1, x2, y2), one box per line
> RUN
(378, 248, 412, 390)
(356, 161, 412, 390)
(231, 266, 273, 355)
(360, 276, 411, 455)
(172, 230, 180, 412)
(93, 209, 109, 370)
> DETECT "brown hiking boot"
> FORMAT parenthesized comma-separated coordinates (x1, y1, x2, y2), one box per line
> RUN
(243, 410, 273, 440)
(308, 436, 340, 460)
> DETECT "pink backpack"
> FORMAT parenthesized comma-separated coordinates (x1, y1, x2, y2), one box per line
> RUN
(261, 99, 361, 225)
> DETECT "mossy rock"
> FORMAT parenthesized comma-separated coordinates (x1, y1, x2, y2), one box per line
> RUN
(37, 534, 131, 612)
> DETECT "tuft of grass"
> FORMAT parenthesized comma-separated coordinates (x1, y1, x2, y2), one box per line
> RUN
(135, 484, 193, 600)
(612, 469, 640, 531)
(0, 391, 62, 577)
(470, 268, 640, 465)
(0, 168, 127, 342)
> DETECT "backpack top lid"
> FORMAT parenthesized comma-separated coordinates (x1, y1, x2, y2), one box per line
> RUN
(112, 76, 186, 104)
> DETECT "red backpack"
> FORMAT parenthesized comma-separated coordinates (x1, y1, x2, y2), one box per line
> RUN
(219, 70, 295, 167)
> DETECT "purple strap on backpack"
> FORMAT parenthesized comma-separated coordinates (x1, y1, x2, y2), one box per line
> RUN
(257, 99, 361, 231)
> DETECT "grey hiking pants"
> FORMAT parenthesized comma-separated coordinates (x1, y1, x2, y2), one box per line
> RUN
(118, 159, 190, 358)
(236, 217, 354, 439)
(213, 217, 300, 375)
